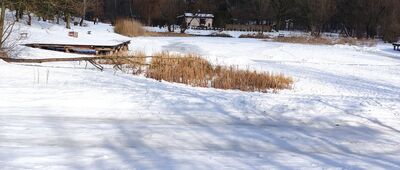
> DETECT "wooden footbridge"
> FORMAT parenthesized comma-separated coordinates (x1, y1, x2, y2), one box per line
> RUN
(24, 41, 131, 55)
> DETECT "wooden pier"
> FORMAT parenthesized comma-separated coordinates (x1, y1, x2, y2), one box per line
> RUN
(23, 41, 131, 55)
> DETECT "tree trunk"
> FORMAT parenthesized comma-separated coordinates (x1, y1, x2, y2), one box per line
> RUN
(79, 18, 84, 27)
(311, 24, 322, 37)
(66, 13, 71, 29)
(15, 10, 19, 22)
(0, 1, 5, 49)
(81, 0, 86, 27)
(27, 13, 32, 26)
(56, 15, 60, 24)
(168, 24, 173, 32)
(180, 22, 187, 33)
(18, 10, 23, 19)
(147, 16, 151, 26)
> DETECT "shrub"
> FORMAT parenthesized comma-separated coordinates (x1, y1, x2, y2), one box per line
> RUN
(114, 18, 146, 37)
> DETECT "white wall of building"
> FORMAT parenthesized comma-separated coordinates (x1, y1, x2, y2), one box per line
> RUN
(185, 17, 213, 28)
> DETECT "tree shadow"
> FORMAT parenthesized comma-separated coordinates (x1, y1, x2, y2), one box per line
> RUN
(88, 73, 400, 169)
(4, 64, 399, 169)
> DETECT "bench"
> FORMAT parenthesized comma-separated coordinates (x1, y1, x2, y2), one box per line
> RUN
(19, 33, 28, 39)
(394, 43, 400, 51)
(68, 31, 78, 38)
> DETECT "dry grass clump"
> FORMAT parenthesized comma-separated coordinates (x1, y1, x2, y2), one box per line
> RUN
(114, 18, 146, 37)
(147, 52, 214, 87)
(122, 51, 147, 74)
(213, 66, 293, 92)
(274, 36, 332, 45)
(99, 52, 293, 92)
(239, 33, 270, 39)
(273, 36, 377, 46)
(97, 51, 147, 74)
(145, 52, 293, 92)
(334, 38, 377, 47)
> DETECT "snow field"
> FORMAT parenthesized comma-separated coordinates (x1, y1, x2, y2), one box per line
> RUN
(0, 20, 400, 169)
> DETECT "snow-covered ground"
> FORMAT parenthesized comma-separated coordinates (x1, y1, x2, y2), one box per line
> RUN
(1, 19, 400, 169)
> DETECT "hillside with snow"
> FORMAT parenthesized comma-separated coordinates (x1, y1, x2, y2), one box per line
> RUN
(1, 17, 400, 169)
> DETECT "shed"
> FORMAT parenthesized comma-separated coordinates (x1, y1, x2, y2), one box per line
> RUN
(178, 13, 214, 28)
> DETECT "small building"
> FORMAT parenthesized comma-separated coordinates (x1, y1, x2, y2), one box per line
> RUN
(177, 13, 214, 28)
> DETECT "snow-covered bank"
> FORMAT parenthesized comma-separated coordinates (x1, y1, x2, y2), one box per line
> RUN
(1, 18, 400, 169)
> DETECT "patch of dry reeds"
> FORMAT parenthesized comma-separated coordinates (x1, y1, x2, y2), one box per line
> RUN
(274, 36, 332, 45)
(212, 66, 293, 92)
(101, 52, 293, 92)
(114, 18, 146, 37)
(273, 36, 377, 46)
(97, 51, 147, 74)
(147, 52, 214, 87)
(145, 52, 293, 92)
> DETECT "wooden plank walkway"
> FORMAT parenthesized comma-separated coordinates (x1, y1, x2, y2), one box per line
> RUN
(23, 41, 131, 55)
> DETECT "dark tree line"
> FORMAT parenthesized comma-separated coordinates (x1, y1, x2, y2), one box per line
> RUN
(2, 0, 400, 41)
(2, 0, 103, 28)
(98, 0, 400, 41)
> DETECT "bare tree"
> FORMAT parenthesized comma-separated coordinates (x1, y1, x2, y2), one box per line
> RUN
(159, 0, 185, 32)
(305, 0, 336, 37)
(0, 0, 17, 57)
(270, 0, 296, 30)
(87, 0, 103, 24)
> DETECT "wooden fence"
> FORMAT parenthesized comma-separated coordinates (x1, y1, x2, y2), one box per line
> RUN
(224, 24, 272, 32)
